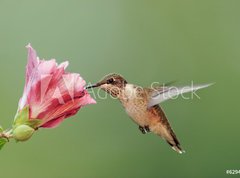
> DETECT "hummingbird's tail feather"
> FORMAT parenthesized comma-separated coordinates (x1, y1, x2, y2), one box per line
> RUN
(172, 145, 185, 154)
(150, 105, 185, 154)
(165, 126, 185, 154)
(166, 139, 185, 154)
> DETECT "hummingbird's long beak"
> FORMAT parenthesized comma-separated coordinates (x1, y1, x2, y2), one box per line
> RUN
(85, 83, 101, 89)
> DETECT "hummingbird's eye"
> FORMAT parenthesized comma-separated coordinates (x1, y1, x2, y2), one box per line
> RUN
(107, 78, 114, 84)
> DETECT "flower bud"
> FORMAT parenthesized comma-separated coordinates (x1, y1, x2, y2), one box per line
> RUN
(13, 125, 35, 141)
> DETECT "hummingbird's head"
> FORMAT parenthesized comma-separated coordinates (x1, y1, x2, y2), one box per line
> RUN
(86, 73, 127, 97)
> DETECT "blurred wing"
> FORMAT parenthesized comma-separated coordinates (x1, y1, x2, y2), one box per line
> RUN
(158, 80, 178, 87)
(148, 83, 213, 108)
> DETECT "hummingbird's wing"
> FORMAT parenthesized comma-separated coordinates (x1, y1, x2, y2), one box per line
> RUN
(157, 80, 177, 87)
(147, 83, 213, 108)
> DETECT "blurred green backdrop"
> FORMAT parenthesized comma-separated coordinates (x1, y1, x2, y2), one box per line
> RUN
(0, 0, 239, 178)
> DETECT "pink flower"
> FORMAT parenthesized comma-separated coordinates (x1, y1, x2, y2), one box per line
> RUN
(15, 44, 96, 129)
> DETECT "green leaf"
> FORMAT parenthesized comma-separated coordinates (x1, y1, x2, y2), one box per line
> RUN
(13, 106, 43, 129)
(0, 126, 3, 133)
(26, 119, 42, 129)
(13, 106, 30, 127)
(0, 138, 7, 150)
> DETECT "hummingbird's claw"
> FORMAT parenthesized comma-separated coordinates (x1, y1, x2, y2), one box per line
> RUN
(139, 126, 146, 134)
(144, 126, 150, 133)
(139, 126, 150, 134)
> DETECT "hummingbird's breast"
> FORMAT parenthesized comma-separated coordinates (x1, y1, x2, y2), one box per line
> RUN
(120, 84, 149, 126)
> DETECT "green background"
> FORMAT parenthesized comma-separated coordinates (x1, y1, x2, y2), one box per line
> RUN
(0, 0, 239, 178)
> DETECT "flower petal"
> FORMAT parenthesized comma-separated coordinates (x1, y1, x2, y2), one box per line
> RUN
(18, 44, 96, 129)
(40, 116, 65, 128)
(26, 44, 39, 83)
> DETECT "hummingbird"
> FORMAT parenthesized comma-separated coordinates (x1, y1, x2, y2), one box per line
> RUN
(86, 73, 212, 154)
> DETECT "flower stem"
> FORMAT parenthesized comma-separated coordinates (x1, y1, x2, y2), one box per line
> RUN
(0, 129, 13, 141)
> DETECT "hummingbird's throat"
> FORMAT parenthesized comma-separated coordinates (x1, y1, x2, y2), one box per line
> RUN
(102, 86, 122, 98)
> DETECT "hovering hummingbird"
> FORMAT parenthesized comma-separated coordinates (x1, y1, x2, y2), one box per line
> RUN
(86, 73, 212, 154)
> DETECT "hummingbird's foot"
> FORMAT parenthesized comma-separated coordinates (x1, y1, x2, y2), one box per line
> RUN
(144, 126, 150, 133)
(138, 126, 150, 134)
(139, 126, 146, 134)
